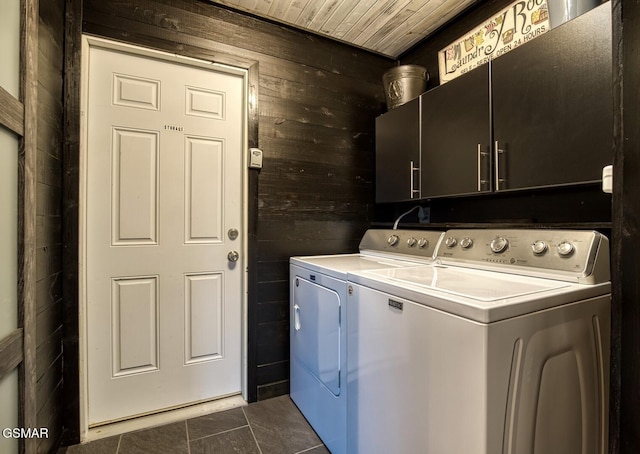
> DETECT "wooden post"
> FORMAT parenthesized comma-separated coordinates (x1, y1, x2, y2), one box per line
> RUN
(18, 0, 38, 452)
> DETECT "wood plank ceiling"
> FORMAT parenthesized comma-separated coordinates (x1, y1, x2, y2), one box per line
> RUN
(210, 0, 477, 58)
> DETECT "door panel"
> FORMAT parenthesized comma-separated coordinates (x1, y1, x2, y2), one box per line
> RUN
(0, 127, 18, 341)
(186, 86, 225, 119)
(185, 137, 224, 243)
(112, 128, 159, 245)
(86, 43, 245, 425)
(185, 273, 223, 363)
(0, 117, 19, 454)
(112, 277, 159, 376)
(113, 74, 160, 110)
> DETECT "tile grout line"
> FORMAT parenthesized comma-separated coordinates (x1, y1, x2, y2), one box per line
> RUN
(115, 434, 122, 454)
(189, 424, 251, 443)
(294, 444, 326, 454)
(242, 406, 264, 454)
(185, 420, 191, 454)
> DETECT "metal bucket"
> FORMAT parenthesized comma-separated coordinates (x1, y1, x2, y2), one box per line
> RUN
(547, 0, 599, 28)
(382, 65, 428, 110)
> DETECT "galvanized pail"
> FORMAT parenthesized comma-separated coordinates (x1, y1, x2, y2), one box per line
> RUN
(547, 0, 599, 28)
(382, 65, 428, 110)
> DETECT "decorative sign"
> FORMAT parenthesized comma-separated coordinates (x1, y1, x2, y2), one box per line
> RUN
(439, 0, 550, 83)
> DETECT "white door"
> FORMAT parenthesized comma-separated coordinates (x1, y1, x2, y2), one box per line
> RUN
(85, 42, 245, 426)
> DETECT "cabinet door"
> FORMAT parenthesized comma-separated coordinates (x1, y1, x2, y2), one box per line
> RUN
(421, 64, 491, 198)
(375, 97, 420, 203)
(492, 3, 612, 191)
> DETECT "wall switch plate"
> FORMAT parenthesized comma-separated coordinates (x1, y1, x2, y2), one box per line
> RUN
(249, 148, 263, 169)
(602, 165, 612, 194)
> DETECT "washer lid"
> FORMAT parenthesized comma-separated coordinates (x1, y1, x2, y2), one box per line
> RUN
(351, 264, 612, 322)
(367, 265, 570, 302)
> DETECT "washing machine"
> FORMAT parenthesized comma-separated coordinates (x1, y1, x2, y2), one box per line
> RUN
(289, 229, 444, 454)
(346, 229, 611, 454)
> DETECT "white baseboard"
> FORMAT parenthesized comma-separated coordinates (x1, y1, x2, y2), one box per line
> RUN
(84, 394, 247, 442)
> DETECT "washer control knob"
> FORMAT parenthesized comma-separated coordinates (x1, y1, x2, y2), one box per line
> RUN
(388, 235, 399, 246)
(490, 236, 509, 253)
(532, 240, 548, 255)
(417, 238, 429, 249)
(444, 237, 457, 248)
(460, 237, 473, 249)
(407, 237, 417, 247)
(557, 241, 575, 257)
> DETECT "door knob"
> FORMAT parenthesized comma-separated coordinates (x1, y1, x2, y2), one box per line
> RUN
(227, 251, 239, 262)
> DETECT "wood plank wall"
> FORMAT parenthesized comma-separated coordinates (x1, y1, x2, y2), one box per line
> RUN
(610, 3, 623, 452)
(61, 0, 82, 444)
(35, 0, 66, 451)
(79, 0, 392, 402)
(615, 0, 640, 452)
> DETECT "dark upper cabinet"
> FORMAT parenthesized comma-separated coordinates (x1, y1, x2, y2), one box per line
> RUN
(375, 3, 612, 202)
(375, 96, 421, 203)
(420, 64, 491, 198)
(492, 2, 612, 191)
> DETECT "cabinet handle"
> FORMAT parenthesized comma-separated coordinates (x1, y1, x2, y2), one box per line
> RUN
(478, 144, 482, 191)
(410, 160, 420, 199)
(477, 144, 489, 192)
(478, 144, 489, 192)
(494, 141, 505, 191)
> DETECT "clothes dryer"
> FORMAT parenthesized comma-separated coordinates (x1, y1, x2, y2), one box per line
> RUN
(289, 229, 444, 454)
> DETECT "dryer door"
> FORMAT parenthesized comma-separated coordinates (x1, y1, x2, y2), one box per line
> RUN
(292, 276, 341, 395)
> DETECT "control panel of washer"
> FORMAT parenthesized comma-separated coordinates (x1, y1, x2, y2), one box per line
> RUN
(359, 229, 445, 260)
(436, 229, 609, 280)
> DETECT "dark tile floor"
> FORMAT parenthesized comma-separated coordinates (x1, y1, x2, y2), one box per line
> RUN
(60, 395, 329, 454)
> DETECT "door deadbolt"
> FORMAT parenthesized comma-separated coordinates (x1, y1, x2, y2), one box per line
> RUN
(228, 228, 239, 240)
(227, 251, 239, 262)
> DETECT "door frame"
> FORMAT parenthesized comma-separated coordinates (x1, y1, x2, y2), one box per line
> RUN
(78, 35, 250, 439)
